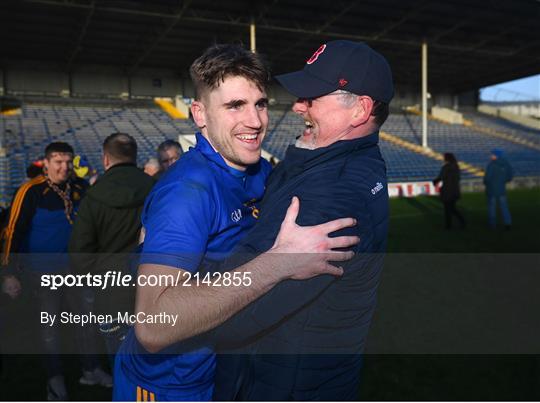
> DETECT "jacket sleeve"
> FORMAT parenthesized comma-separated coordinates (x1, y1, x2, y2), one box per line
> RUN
(68, 195, 99, 275)
(483, 164, 491, 186)
(2, 183, 40, 266)
(68, 196, 98, 253)
(505, 160, 514, 182)
(433, 167, 443, 185)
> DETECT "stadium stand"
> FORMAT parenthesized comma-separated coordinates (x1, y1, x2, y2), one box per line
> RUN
(0, 102, 199, 205)
(462, 110, 540, 145)
(1, 102, 540, 207)
(388, 111, 540, 177)
(264, 107, 540, 182)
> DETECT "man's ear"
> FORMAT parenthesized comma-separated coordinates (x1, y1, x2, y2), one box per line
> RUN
(191, 101, 206, 129)
(102, 152, 110, 170)
(43, 158, 50, 172)
(351, 96, 374, 126)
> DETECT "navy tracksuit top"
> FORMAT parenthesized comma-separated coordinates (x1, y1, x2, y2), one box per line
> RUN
(211, 132, 389, 401)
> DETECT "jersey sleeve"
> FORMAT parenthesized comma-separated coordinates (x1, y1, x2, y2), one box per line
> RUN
(139, 180, 214, 273)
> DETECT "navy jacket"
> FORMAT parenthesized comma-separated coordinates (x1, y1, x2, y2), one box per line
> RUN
(211, 132, 389, 401)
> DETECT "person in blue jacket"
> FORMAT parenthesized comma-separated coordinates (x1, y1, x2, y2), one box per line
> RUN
(113, 44, 359, 402)
(484, 148, 514, 230)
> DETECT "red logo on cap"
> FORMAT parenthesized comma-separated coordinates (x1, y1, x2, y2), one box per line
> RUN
(339, 78, 348, 87)
(306, 44, 326, 65)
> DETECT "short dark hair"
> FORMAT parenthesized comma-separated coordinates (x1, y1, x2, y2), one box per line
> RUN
(189, 44, 270, 100)
(45, 142, 74, 159)
(157, 139, 183, 155)
(103, 133, 137, 163)
(371, 101, 389, 126)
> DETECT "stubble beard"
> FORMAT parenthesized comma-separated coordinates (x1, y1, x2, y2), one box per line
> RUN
(295, 134, 317, 150)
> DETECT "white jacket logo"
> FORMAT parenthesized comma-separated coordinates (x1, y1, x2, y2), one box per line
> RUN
(231, 209, 242, 222)
(371, 182, 384, 195)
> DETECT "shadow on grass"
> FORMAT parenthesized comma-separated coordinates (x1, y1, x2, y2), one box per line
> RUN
(403, 197, 440, 215)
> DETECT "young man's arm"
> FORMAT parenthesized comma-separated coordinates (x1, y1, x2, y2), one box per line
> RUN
(135, 197, 358, 353)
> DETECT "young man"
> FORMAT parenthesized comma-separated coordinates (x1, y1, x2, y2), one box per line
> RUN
(113, 44, 357, 401)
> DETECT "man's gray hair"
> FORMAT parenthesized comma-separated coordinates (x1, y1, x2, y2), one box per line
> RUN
(333, 89, 358, 108)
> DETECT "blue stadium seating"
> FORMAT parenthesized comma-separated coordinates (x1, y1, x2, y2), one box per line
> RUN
(1, 104, 539, 207)
(384, 112, 540, 177)
(0, 104, 199, 205)
(463, 111, 540, 145)
(263, 108, 540, 182)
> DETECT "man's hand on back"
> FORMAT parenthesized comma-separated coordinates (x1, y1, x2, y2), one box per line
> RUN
(269, 196, 359, 280)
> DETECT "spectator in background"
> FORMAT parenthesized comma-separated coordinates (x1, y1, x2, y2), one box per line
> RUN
(73, 154, 99, 185)
(0, 142, 107, 400)
(157, 139, 183, 172)
(143, 157, 160, 177)
(484, 148, 514, 230)
(26, 158, 44, 180)
(69, 133, 155, 364)
(433, 153, 466, 230)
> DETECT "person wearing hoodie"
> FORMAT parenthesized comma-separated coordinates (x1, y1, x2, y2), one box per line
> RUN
(483, 148, 514, 230)
(68, 132, 155, 360)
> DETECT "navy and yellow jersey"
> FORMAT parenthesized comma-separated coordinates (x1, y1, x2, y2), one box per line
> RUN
(2, 175, 88, 267)
(115, 133, 271, 400)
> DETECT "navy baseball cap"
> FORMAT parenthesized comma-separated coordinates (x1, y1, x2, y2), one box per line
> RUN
(275, 40, 394, 103)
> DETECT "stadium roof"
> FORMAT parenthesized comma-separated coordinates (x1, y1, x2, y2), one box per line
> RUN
(1, 0, 539, 94)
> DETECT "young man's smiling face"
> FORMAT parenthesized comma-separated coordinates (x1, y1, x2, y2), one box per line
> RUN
(191, 75, 269, 171)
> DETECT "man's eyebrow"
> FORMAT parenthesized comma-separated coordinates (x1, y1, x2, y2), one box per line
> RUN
(223, 99, 247, 108)
(257, 97, 269, 105)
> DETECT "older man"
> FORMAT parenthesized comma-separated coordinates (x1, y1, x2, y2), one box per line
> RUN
(206, 40, 394, 401)
(157, 139, 183, 172)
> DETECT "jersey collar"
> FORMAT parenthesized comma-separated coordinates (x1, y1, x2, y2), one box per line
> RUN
(195, 132, 253, 178)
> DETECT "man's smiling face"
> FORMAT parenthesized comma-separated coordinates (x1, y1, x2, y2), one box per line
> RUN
(192, 75, 269, 171)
